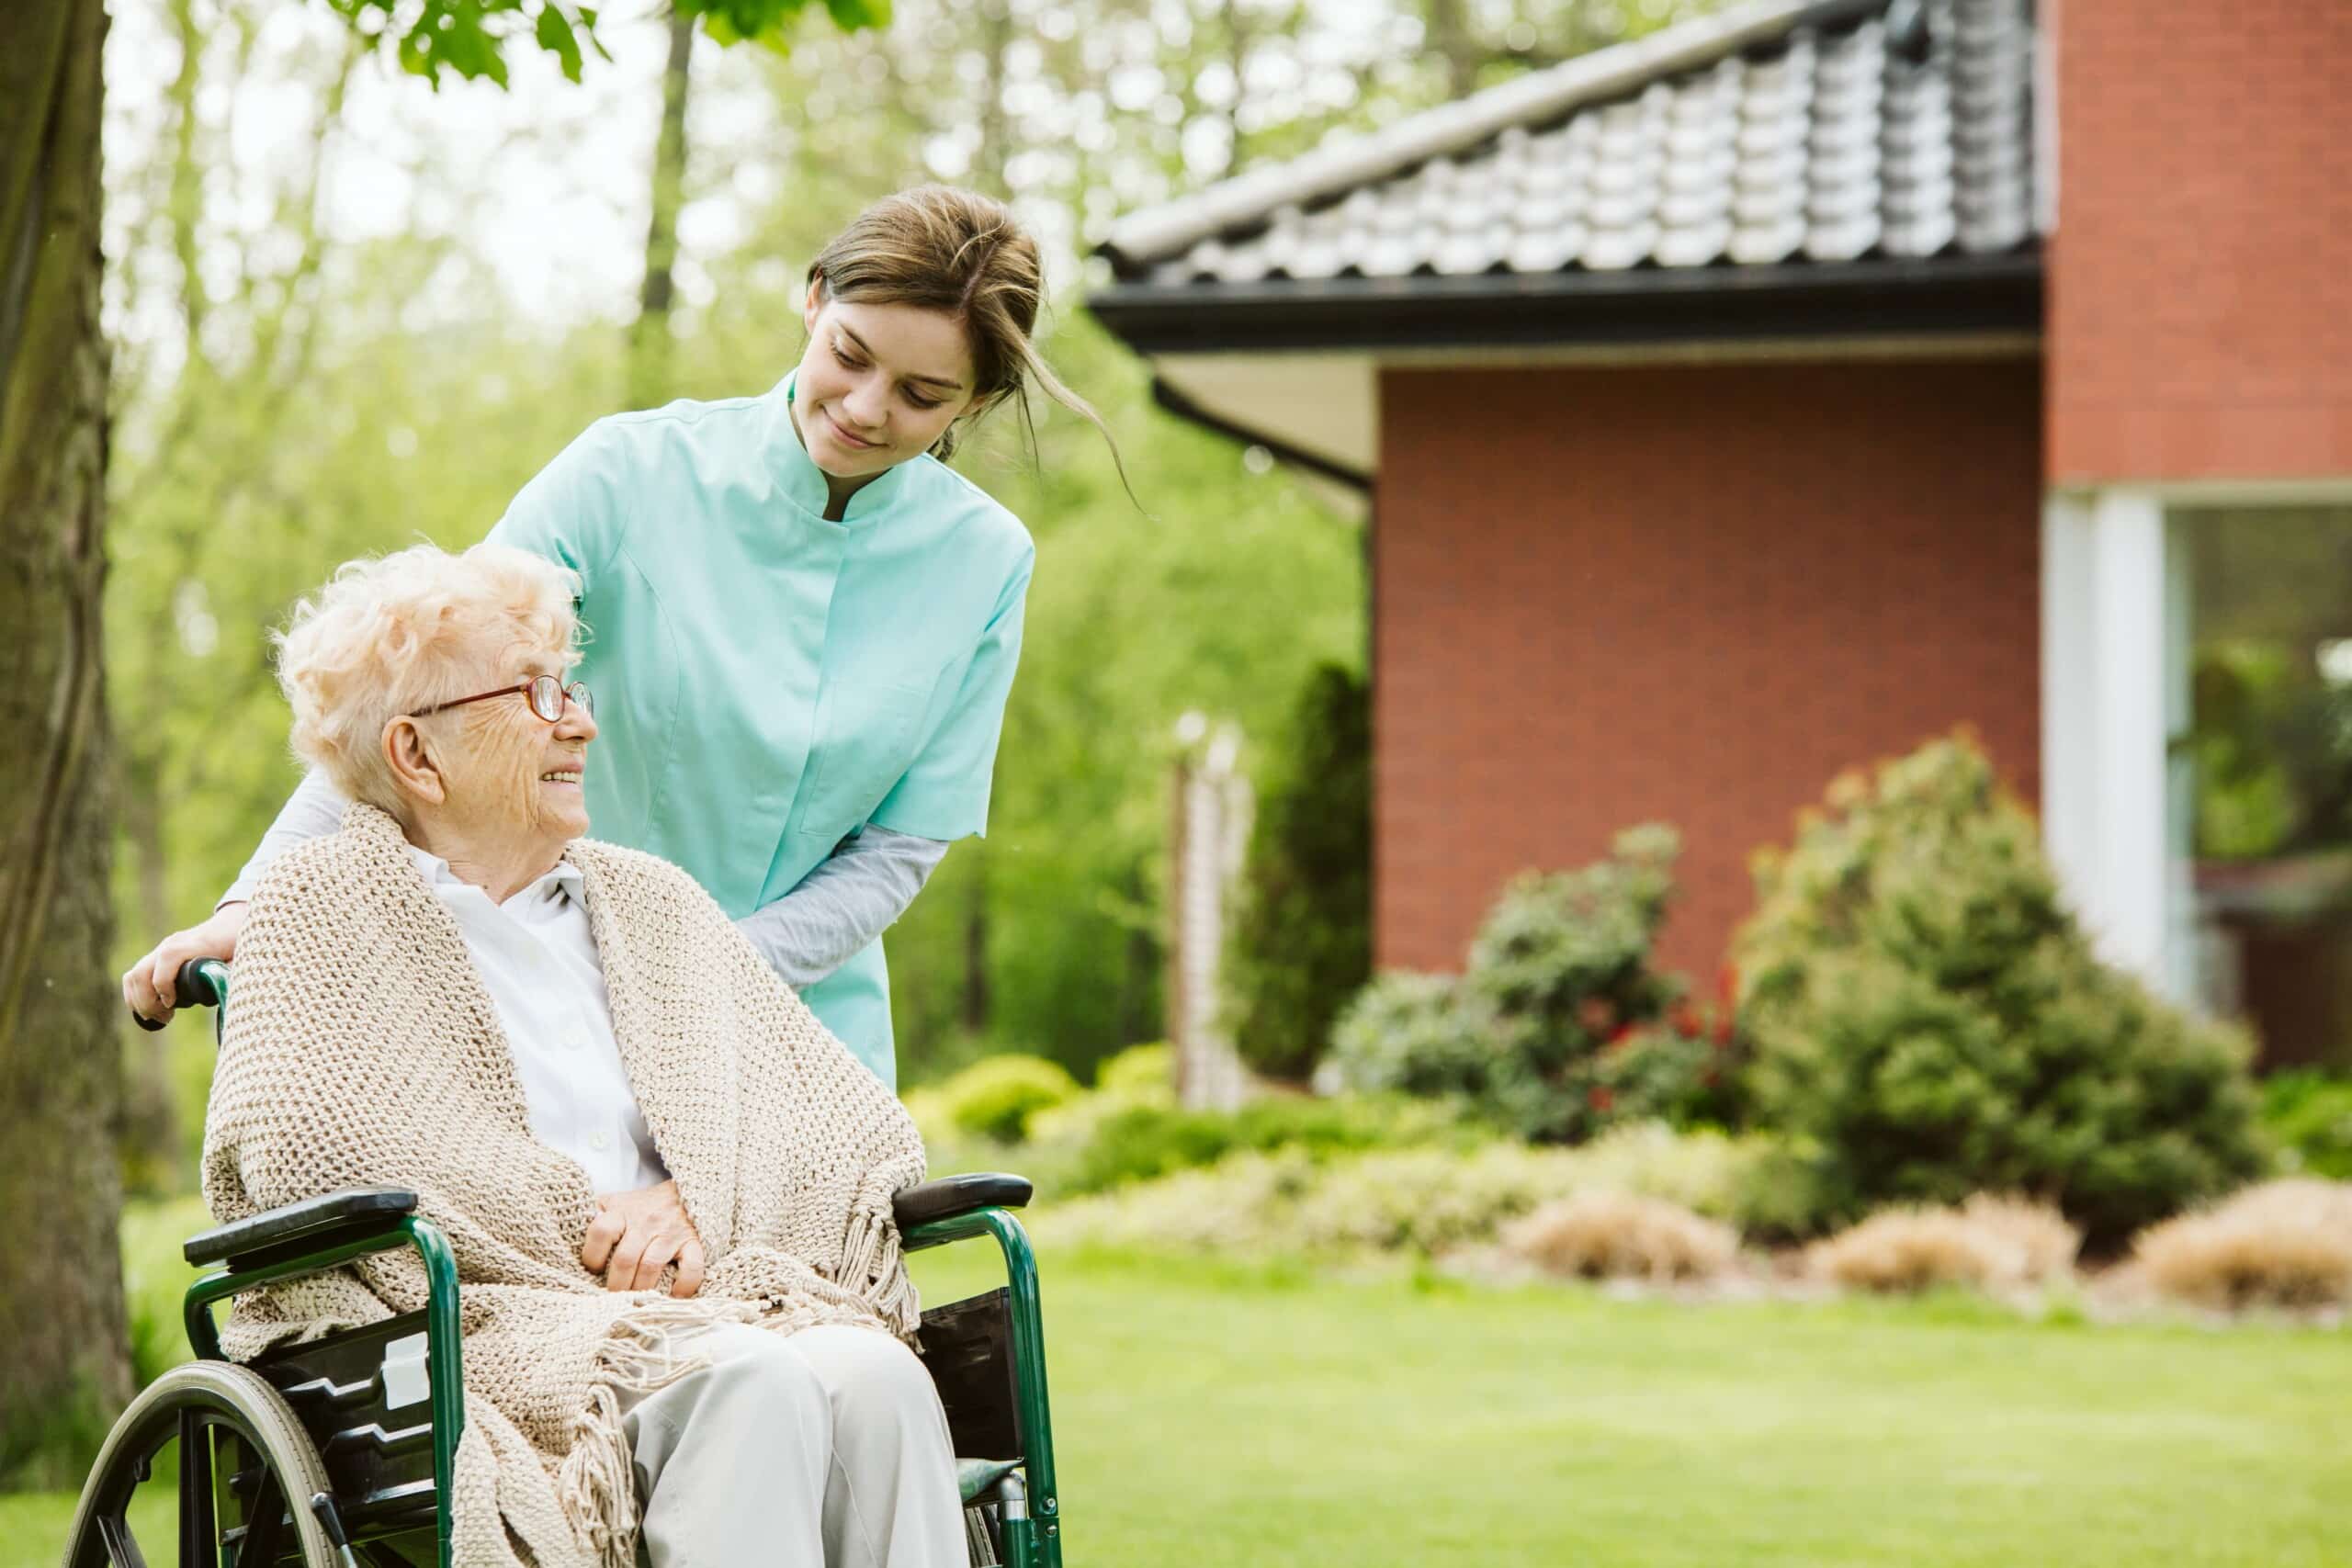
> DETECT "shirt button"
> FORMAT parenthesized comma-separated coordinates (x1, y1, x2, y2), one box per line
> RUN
(566, 1036, 585, 1052)
(589, 1132, 610, 1152)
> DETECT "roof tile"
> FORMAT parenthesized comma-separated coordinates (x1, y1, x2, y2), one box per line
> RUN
(1113, 0, 2035, 284)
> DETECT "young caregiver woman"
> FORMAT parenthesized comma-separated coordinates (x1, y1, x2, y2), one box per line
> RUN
(124, 184, 1115, 1089)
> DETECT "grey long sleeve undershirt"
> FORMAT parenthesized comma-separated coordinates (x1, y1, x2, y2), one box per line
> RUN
(221, 772, 948, 989)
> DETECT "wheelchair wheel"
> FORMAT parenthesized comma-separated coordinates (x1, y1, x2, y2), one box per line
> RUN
(62, 1359, 340, 1568)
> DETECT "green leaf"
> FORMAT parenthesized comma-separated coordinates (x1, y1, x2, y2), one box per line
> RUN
(534, 4, 585, 82)
(696, 8, 750, 45)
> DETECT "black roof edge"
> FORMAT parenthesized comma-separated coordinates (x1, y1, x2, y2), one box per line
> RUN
(1150, 378, 1374, 492)
(1088, 250, 2042, 357)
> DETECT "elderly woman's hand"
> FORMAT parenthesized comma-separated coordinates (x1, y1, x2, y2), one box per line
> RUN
(123, 904, 250, 1027)
(582, 1179, 707, 1297)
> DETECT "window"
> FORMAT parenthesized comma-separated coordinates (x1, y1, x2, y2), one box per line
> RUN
(2172, 503, 2352, 1069)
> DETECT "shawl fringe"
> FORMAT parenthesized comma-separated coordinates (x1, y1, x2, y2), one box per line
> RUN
(558, 1296, 761, 1567)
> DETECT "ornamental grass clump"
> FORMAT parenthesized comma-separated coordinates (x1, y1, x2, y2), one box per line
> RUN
(1734, 733, 2265, 1248)
(1808, 1196, 2079, 1292)
(2132, 1179, 2352, 1309)
(1502, 1192, 1739, 1282)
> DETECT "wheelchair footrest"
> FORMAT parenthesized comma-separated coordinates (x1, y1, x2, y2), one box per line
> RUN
(957, 1457, 1022, 1504)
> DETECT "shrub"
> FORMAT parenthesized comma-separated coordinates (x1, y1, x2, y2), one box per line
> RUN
(1331, 826, 1685, 1143)
(926, 1054, 1082, 1143)
(2132, 1179, 2352, 1309)
(1062, 1093, 1459, 1196)
(1023, 1042, 1176, 1148)
(1227, 664, 1372, 1081)
(1502, 1192, 1739, 1282)
(1594, 991, 1750, 1130)
(1042, 1122, 1776, 1259)
(1096, 1041, 1176, 1099)
(2261, 1071, 2352, 1179)
(1329, 971, 1490, 1100)
(1735, 734, 2267, 1248)
(1807, 1196, 2080, 1293)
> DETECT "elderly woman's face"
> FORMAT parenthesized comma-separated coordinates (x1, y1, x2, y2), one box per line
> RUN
(422, 646, 596, 843)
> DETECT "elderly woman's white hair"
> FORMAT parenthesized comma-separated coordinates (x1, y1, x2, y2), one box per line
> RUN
(273, 542, 581, 813)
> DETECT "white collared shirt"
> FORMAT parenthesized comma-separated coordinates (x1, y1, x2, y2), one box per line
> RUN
(405, 845, 669, 1194)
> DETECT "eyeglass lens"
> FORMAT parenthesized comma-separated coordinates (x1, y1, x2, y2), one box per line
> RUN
(527, 676, 590, 721)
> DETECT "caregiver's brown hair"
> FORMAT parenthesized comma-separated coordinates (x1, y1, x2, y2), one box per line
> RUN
(808, 184, 1130, 485)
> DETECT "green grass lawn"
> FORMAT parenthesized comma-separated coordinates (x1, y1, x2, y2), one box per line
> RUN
(7, 1237, 2346, 1566)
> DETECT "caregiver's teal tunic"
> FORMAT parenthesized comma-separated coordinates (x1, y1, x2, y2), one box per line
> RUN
(489, 371, 1033, 1088)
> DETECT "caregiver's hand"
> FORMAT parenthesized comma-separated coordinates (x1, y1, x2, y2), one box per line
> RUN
(122, 903, 249, 1027)
(584, 1179, 707, 1298)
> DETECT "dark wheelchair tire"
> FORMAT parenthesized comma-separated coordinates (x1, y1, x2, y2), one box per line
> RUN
(62, 1359, 339, 1568)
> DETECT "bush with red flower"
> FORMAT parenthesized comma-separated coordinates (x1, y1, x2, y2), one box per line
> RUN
(1594, 989, 1751, 1132)
(1331, 825, 1723, 1143)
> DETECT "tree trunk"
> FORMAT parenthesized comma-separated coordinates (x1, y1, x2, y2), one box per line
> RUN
(118, 753, 179, 1193)
(973, 0, 1012, 199)
(0, 0, 133, 1486)
(627, 8, 695, 411)
(1423, 0, 1481, 97)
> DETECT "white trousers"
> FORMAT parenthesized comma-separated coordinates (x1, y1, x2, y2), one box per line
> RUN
(618, 1322, 966, 1568)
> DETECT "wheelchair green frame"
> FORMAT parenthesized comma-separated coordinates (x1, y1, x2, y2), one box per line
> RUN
(166, 958, 1063, 1568)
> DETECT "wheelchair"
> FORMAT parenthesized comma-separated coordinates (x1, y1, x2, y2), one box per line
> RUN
(68, 959, 1063, 1568)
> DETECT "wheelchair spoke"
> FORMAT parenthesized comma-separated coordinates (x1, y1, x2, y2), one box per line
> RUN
(94, 1511, 149, 1568)
(180, 1411, 219, 1568)
(83, 1416, 173, 1568)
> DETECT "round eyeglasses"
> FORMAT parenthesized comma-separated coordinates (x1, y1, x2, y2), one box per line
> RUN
(412, 675, 593, 724)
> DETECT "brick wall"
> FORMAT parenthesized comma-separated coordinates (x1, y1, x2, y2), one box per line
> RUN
(1374, 359, 2043, 980)
(2048, 0, 2352, 481)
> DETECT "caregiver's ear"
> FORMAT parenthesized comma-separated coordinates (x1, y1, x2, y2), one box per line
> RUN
(802, 271, 828, 333)
(381, 716, 449, 807)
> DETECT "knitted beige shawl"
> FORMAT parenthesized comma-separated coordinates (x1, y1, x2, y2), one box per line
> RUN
(202, 804, 927, 1568)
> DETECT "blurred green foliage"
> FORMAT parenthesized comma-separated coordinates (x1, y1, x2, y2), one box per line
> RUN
(2260, 1071, 2352, 1179)
(922, 1053, 1083, 1143)
(1045, 1122, 1772, 1258)
(1226, 663, 1372, 1082)
(2181, 640, 2352, 860)
(1061, 1094, 1464, 1196)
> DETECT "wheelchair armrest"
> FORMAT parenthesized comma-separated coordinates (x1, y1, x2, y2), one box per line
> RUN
(894, 1173, 1033, 1229)
(184, 1186, 420, 1269)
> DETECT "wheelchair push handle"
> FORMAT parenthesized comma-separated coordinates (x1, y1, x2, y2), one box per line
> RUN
(132, 957, 228, 1031)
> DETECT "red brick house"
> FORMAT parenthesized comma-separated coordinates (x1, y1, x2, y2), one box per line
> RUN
(1090, 0, 2352, 1061)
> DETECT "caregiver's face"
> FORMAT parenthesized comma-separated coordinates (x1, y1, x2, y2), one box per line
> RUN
(794, 288, 978, 477)
(424, 648, 598, 845)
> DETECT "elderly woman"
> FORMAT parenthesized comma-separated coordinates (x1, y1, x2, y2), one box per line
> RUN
(199, 542, 964, 1568)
